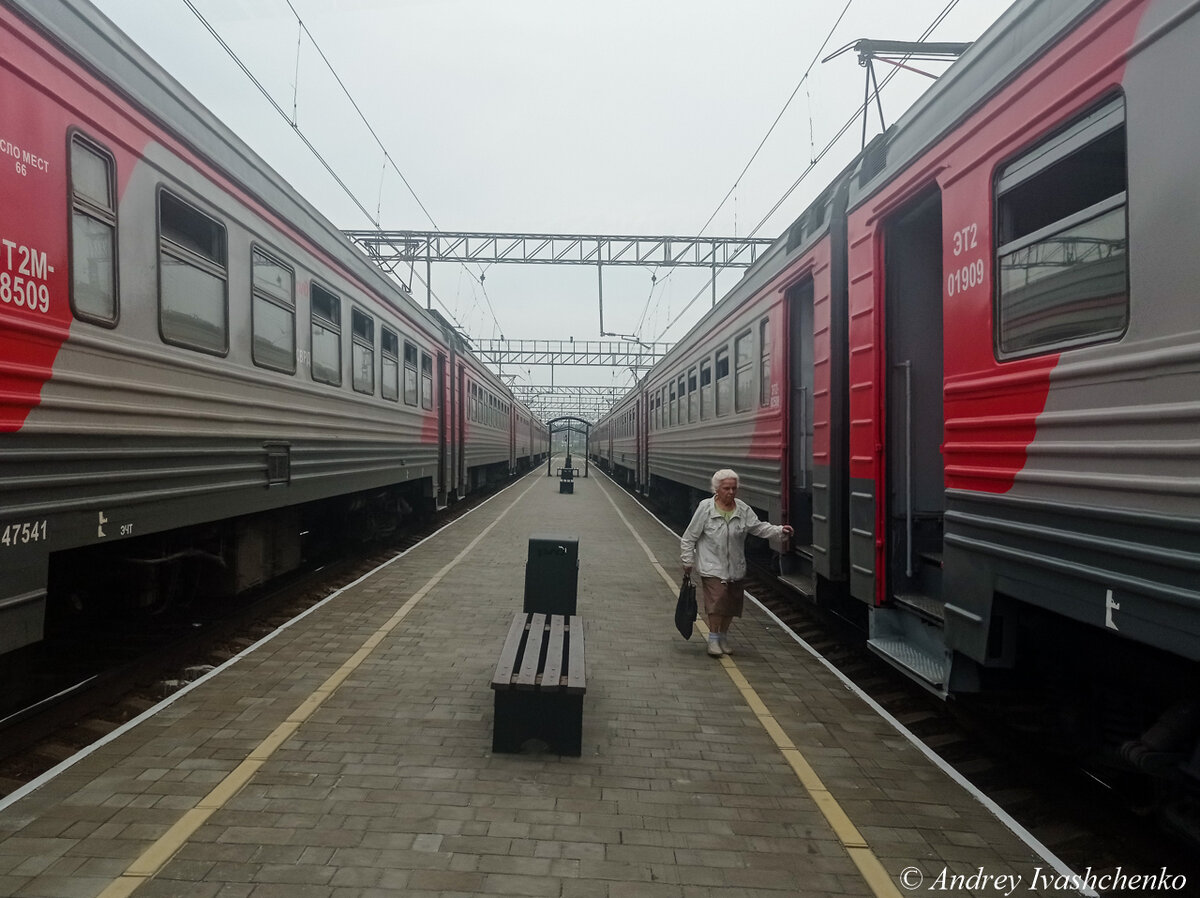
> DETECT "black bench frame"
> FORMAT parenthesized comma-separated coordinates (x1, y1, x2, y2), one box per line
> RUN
(491, 611, 586, 756)
(556, 467, 578, 494)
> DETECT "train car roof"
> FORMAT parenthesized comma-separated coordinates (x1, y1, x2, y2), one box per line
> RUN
(848, 0, 1106, 208)
(597, 0, 1107, 428)
(9, 0, 452, 346)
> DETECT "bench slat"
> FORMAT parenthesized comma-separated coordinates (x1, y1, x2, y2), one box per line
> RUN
(542, 615, 565, 687)
(490, 612, 529, 691)
(565, 615, 586, 694)
(515, 612, 546, 690)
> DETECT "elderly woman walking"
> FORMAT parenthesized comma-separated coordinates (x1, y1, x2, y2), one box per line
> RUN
(680, 469, 793, 657)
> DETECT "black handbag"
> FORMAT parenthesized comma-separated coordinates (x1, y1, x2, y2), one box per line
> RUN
(674, 574, 698, 640)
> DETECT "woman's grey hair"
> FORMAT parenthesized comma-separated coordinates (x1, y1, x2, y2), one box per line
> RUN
(711, 469, 739, 493)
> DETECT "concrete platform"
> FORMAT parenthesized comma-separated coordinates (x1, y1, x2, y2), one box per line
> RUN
(0, 463, 1085, 897)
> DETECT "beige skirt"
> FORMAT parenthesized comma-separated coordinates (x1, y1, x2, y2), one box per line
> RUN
(700, 576, 745, 617)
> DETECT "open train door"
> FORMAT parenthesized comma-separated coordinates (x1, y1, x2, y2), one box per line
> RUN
(637, 390, 649, 493)
(437, 352, 448, 506)
(787, 180, 850, 600)
(781, 276, 816, 594)
(456, 361, 466, 498)
(884, 189, 944, 605)
(869, 186, 958, 693)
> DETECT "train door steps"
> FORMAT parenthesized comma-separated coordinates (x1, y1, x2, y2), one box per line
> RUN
(777, 571, 816, 597)
(490, 611, 586, 756)
(868, 635, 949, 693)
(894, 592, 946, 624)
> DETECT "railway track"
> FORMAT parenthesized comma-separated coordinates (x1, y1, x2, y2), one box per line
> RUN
(0, 479, 511, 799)
(743, 570, 1200, 886)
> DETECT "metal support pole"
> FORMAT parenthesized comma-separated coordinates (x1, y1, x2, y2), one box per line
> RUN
(862, 65, 871, 149)
(425, 251, 432, 311)
(711, 244, 717, 307)
(870, 60, 887, 132)
(597, 257, 604, 334)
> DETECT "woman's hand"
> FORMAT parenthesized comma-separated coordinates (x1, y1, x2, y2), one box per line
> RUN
(781, 525, 794, 538)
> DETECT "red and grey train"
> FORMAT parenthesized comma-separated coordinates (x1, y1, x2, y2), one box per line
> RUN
(594, 0, 1200, 826)
(0, 0, 547, 665)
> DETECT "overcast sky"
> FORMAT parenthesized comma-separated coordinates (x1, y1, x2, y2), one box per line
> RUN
(89, 0, 1013, 400)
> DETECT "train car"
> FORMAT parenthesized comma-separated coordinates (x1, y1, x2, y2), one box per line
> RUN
(456, 351, 518, 490)
(0, 0, 538, 674)
(596, 0, 1200, 836)
(592, 388, 639, 484)
(840, 0, 1200, 712)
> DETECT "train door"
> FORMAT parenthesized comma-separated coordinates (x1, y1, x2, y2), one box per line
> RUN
(437, 352, 448, 506)
(457, 363, 466, 497)
(883, 189, 945, 612)
(639, 389, 649, 493)
(782, 277, 816, 593)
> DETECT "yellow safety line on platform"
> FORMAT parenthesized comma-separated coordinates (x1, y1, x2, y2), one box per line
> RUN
(595, 478, 903, 898)
(97, 476, 543, 898)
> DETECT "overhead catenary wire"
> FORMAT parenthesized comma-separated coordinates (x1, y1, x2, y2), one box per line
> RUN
(279, 0, 506, 340)
(180, 0, 379, 229)
(744, 0, 963, 240)
(632, 0, 856, 341)
(179, 0, 503, 340)
(649, 0, 966, 344)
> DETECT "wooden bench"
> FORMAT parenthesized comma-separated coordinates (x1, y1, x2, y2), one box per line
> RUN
(491, 611, 586, 756)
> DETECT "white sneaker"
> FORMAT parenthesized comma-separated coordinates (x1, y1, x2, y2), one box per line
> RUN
(718, 634, 732, 655)
(706, 637, 723, 657)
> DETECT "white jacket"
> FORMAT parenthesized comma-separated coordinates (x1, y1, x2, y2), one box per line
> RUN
(679, 497, 785, 581)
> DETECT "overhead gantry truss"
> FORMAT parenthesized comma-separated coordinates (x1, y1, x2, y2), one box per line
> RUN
(344, 230, 775, 271)
(512, 384, 628, 423)
(475, 339, 669, 368)
(344, 229, 777, 317)
(511, 384, 626, 402)
(526, 398, 616, 423)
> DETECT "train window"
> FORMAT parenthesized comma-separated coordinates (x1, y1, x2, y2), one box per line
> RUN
(734, 330, 753, 412)
(69, 135, 117, 325)
(677, 376, 686, 426)
(700, 360, 712, 420)
(759, 317, 771, 407)
(158, 191, 227, 355)
(715, 347, 730, 416)
(687, 367, 697, 423)
(421, 353, 433, 410)
(351, 308, 375, 394)
(995, 96, 1128, 357)
(381, 328, 399, 401)
(310, 283, 342, 386)
(668, 381, 677, 426)
(250, 248, 295, 373)
(403, 341, 418, 405)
